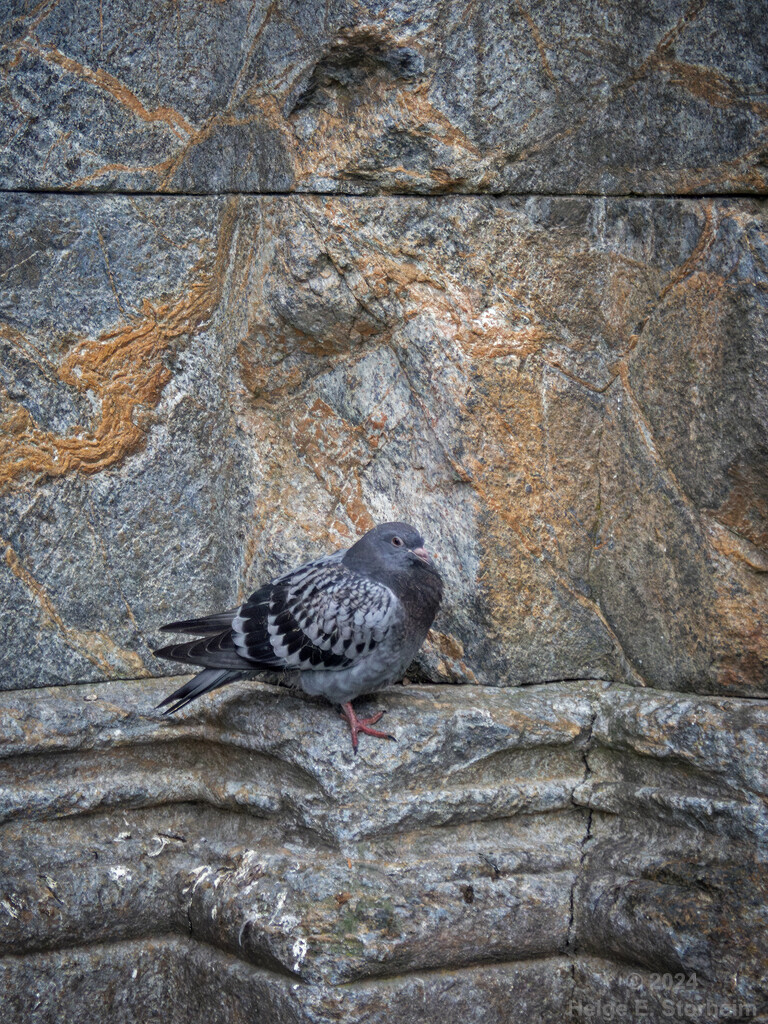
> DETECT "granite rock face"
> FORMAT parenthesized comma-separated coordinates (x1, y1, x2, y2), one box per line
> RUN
(1, 0, 767, 194)
(1, 1, 767, 1021)
(1, 194, 766, 694)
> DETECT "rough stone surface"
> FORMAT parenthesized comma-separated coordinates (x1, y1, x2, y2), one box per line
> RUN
(1, 0, 767, 194)
(2, 195, 766, 694)
(2, 1, 767, 1021)
(1, 678, 767, 1022)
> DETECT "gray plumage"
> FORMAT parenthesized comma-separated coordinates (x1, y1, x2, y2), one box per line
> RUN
(155, 523, 443, 745)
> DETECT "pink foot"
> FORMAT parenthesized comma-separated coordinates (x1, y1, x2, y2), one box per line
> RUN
(340, 701, 395, 752)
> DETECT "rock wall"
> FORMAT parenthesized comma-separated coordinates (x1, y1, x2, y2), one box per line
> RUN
(1, 2, 767, 1022)
(3, 0, 766, 195)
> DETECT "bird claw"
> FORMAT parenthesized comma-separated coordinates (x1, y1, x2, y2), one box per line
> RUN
(340, 702, 396, 752)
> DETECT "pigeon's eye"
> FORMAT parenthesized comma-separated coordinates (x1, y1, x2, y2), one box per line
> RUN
(391, 536, 404, 547)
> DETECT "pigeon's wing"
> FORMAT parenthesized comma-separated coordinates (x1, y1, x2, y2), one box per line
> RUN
(153, 554, 351, 672)
(232, 557, 402, 672)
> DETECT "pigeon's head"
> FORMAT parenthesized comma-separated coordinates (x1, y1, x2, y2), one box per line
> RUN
(343, 521, 441, 583)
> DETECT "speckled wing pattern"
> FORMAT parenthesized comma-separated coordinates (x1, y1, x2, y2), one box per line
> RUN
(231, 556, 401, 672)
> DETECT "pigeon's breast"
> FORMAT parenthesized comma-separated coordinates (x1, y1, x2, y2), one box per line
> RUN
(296, 619, 414, 704)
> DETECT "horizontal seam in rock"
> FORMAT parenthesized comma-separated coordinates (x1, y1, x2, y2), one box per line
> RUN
(0, 187, 766, 200)
(0, 801, 585, 839)
(0, 931, 661, 989)
(0, 931, 302, 982)
(4, 678, 767, 704)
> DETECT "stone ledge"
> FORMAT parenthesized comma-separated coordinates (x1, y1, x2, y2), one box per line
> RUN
(1, 679, 767, 1019)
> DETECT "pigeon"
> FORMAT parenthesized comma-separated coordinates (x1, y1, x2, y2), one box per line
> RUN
(154, 522, 443, 750)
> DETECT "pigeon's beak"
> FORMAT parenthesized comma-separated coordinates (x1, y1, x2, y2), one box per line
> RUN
(412, 547, 430, 563)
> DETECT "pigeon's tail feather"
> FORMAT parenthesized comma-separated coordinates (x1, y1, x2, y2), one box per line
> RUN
(158, 610, 240, 635)
(154, 633, 250, 670)
(156, 668, 247, 715)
